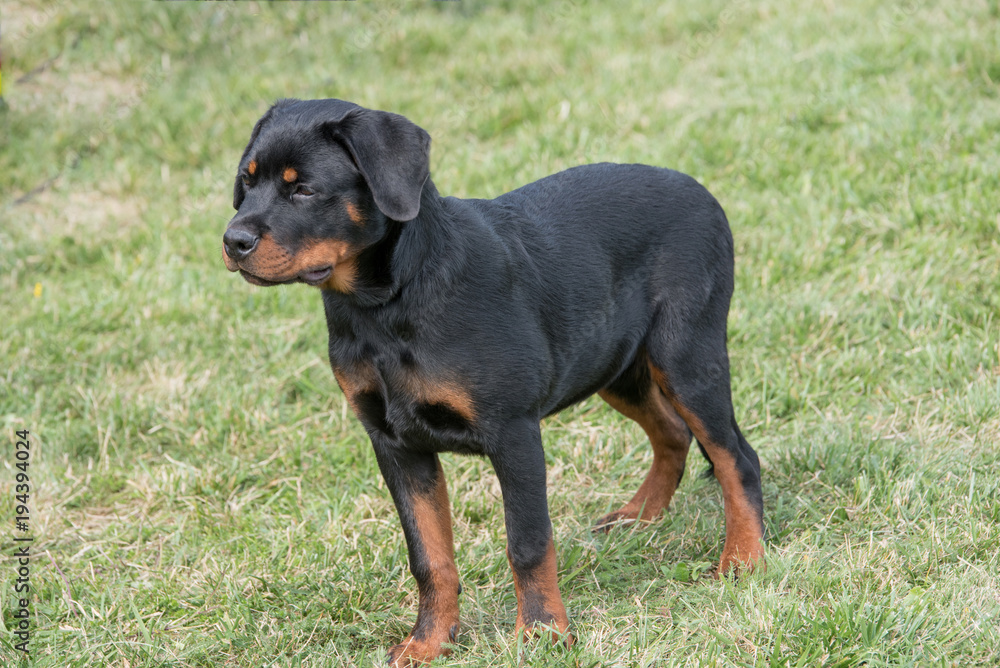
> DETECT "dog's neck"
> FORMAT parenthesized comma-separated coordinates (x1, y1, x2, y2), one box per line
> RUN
(336, 178, 463, 307)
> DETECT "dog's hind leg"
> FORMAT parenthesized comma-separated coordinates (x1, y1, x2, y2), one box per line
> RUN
(645, 302, 765, 577)
(595, 346, 693, 531)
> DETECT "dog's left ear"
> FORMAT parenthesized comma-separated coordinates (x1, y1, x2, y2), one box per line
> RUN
(326, 108, 431, 222)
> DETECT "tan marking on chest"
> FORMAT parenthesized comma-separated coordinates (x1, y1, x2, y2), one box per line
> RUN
(406, 376, 477, 422)
(334, 364, 476, 425)
(332, 363, 378, 414)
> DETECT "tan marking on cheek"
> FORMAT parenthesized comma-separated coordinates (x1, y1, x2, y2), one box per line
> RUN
(321, 255, 357, 293)
(287, 239, 359, 293)
(247, 160, 257, 175)
(239, 235, 294, 279)
(345, 201, 364, 225)
(290, 239, 349, 272)
(283, 167, 298, 183)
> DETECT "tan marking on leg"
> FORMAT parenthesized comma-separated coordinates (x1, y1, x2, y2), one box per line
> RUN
(597, 385, 690, 527)
(411, 479, 459, 602)
(668, 401, 765, 577)
(389, 467, 460, 667)
(345, 200, 364, 225)
(247, 159, 257, 175)
(509, 540, 571, 640)
(282, 167, 298, 183)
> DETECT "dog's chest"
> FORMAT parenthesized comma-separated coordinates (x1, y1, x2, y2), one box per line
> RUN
(331, 353, 478, 450)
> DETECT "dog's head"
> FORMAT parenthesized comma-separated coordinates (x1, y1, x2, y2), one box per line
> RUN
(222, 99, 431, 291)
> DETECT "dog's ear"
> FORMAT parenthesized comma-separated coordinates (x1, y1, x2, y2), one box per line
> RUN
(326, 108, 431, 221)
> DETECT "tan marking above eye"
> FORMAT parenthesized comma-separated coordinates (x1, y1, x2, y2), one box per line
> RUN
(247, 160, 257, 175)
(283, 167, 298, 183)
(345, 201, 364, 224)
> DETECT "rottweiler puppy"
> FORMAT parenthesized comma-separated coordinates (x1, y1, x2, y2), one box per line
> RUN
(223, 98, 764, 666)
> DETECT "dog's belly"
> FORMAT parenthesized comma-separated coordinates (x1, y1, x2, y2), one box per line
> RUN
(534, 293, 650, 417)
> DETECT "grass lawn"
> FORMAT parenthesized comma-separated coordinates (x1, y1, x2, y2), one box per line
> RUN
(2, 0, 999, 665)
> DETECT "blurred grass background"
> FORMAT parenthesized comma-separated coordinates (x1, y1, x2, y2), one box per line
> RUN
(1, 0, 998, 666)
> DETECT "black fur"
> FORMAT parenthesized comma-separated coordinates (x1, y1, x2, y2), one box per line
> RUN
(223, 99, 764, 663)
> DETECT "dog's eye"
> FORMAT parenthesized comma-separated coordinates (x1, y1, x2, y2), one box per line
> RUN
(294, 186, 314, 197)
(241, 175, 250, 186)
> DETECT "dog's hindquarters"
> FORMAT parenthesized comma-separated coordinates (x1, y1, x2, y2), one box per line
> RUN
(588, 174, 764, 574)
(644, 195, 764, 574)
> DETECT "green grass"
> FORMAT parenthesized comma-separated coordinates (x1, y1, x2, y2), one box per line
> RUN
(2, 0, 999, 665)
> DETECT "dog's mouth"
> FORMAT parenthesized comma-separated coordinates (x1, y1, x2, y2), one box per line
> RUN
(237, 266, 333, 287)
(224, 241, 340, 288)
(298, 266, 333, 285)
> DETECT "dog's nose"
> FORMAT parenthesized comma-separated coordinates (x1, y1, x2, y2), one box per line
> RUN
(223, 228, 260, 260)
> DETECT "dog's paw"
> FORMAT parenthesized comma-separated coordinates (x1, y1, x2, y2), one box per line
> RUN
(386, 625, 458, 667)
(517, 621, 574, 648)
(592, 510, 638, 533)
(716, 541, 766, 579)
(386, 640, 440, 667)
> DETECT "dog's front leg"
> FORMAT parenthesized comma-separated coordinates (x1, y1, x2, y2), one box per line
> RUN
(373, 445, 460, 667)
(489, 419, 571, 641)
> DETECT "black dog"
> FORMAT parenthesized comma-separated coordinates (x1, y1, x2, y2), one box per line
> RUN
(223, 98, 764, 666)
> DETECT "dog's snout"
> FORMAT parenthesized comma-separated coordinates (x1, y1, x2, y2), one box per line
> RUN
(223, 227, 260, 260)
